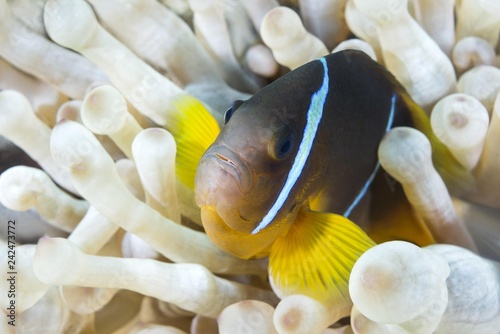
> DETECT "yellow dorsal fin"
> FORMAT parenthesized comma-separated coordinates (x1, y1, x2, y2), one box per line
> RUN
(269, 208, 376, 305)
(168, 94, 221, 190)
(401, 93, 475, 195)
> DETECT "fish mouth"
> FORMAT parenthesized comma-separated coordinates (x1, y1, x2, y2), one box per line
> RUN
(202, 145, 254, 194)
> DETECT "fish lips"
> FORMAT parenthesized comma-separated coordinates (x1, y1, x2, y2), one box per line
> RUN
(195, 145, 254, 206)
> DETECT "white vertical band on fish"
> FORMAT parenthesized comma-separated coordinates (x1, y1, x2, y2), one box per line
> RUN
(251, 57, 329, 234)
(343, 93, 397, 217)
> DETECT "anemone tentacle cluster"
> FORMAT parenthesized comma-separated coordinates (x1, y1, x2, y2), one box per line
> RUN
(0, 0, 499, 333)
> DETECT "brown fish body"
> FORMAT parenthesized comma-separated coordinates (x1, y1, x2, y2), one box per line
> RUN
(195, 50, 433, 259)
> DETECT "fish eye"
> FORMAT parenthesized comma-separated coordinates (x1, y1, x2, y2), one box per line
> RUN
(224, 100, 244, 125)
(269, 127, 295, 161)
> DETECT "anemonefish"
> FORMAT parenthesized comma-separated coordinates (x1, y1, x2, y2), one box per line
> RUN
(170, 50, 471, 305)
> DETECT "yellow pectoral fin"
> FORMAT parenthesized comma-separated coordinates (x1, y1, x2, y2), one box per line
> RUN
(269, 208, 376, 306)
(168, 94, 221, 190)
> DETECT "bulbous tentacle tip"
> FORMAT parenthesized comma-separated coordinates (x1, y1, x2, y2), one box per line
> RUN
(349, 241, 450, 324)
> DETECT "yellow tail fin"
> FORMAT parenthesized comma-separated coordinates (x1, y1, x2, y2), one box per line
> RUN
(168, 95, 221, 190)
(269, 208, 376, 305)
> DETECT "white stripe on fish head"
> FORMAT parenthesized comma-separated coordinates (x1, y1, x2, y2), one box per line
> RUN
(251, 58, 330, 234)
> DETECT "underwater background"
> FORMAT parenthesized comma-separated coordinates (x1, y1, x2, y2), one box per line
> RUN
(0, 0, 500, 333)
